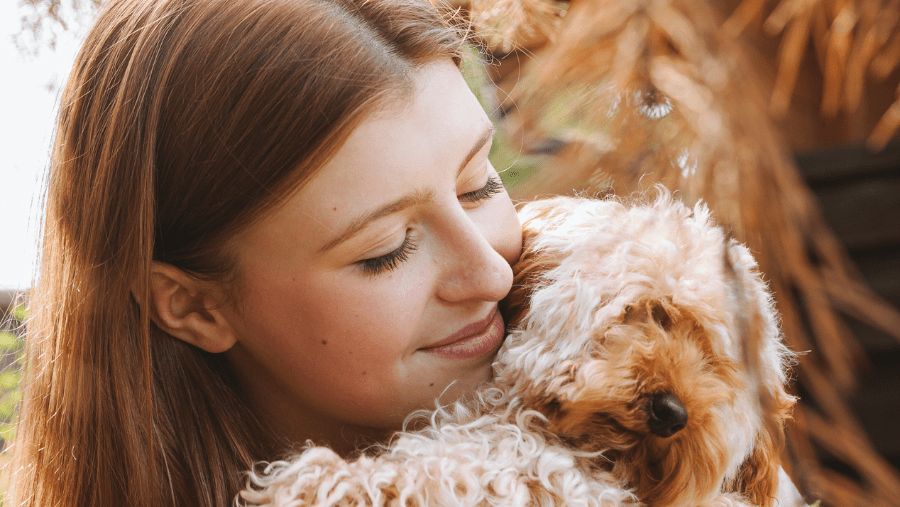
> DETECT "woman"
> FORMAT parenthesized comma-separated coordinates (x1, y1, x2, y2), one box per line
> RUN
(9, 0, 522, 505)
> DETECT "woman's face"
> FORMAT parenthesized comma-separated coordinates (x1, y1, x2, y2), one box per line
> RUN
(221, 60, 522, 450)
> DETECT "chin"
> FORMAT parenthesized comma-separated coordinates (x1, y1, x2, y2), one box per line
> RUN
(438, 359, 495, 403)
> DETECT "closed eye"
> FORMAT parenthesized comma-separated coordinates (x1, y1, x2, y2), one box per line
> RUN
(357, 230, 417, 276)
(458, 176, 504, 203)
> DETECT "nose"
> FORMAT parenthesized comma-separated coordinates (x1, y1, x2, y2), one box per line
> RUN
(647, 392, 688, 437)
(434, 208, 514, 304)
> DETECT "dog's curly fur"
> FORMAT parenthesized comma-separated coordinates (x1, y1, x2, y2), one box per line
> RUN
(239, 191, 796, 507)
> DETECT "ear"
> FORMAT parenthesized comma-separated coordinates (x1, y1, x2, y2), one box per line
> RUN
(730, 429, 782, 507)
(500, 249, 547, 330)
(739, 380, 797, 507)
(148, 261, 237, 353)
(500, 199, 569, 329)
(723, 241, 797, 507)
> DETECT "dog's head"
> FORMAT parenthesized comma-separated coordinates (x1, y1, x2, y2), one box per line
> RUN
(498, 193, 795, 507)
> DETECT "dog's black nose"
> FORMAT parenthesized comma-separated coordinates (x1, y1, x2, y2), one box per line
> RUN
(648, 392, 688, 437)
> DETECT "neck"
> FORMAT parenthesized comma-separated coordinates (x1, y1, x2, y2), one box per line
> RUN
(225, 347, 393, 459)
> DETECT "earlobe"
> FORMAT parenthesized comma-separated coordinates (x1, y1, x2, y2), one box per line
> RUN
(148, 262, 238, 353)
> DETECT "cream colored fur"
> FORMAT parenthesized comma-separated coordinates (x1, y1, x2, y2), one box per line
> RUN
(239, 190, 795, 507)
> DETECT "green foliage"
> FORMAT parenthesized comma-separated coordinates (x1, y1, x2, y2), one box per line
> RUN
(460, 48, 542, 191)
(0, 303, 27, 451)
(10, 305, 26, 324)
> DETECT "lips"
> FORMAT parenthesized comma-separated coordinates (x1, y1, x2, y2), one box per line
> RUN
(420, 307, 505, 360)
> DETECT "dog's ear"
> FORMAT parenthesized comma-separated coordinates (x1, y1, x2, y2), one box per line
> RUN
(729, 423, 782, 507)
(500, 200, 570, 329)
(729, 374, 795, 507)
(722, 241, 797, 507)
(501, 245, 557, 329)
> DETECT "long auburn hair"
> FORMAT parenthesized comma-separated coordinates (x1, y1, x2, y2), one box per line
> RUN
(9, 0, 465, 505)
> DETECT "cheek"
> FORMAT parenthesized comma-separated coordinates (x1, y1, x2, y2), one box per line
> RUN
(239, 265, 430, 359)
(245, 251, 450, 383)
(229, 264, 437, 416)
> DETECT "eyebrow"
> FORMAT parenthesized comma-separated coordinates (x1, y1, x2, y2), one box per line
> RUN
(458, 124, 495, 176)
(319, 123, 496, 253)
(319, 191, 433, 252)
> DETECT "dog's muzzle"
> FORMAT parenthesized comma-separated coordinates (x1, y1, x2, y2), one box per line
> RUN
(648, 392, 688, 437)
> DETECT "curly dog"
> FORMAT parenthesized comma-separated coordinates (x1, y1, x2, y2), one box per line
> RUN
(240, 191, 796, 507)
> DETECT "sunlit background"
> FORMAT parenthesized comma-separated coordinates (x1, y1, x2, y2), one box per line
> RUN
(0, 1, 87, 291)
(0, 2, 898, 506)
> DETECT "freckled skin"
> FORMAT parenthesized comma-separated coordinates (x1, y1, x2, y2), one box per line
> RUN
(218, 61, 523, 454)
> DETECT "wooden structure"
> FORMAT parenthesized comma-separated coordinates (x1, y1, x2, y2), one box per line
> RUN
(796, 142, 900, 472)
(456, 0, 900, 505)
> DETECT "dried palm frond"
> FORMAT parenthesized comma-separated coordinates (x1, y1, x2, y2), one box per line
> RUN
(467, 0, 567, 53)
(726, 0, 900, 148)
(463, 0, 900, 506)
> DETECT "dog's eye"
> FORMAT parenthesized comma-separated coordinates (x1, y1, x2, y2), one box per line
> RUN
(650, 302, 672, 330)
(540, 398, 565, 419)
(647, 461, 663, 481)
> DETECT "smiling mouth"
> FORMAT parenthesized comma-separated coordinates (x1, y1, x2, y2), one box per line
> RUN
(420, 308, 505, 360)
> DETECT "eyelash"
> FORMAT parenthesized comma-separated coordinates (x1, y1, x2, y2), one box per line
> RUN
(358, 232, 417, 276)
(458, 176, 504, 203)
(358, 177, 504, 276)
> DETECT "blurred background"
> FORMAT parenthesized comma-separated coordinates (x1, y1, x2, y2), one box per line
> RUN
(1, 0, 899, 505)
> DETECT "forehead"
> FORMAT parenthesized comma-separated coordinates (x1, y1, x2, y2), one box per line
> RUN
(287, 60, 491, 230)
(325, 60, 488, 178)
